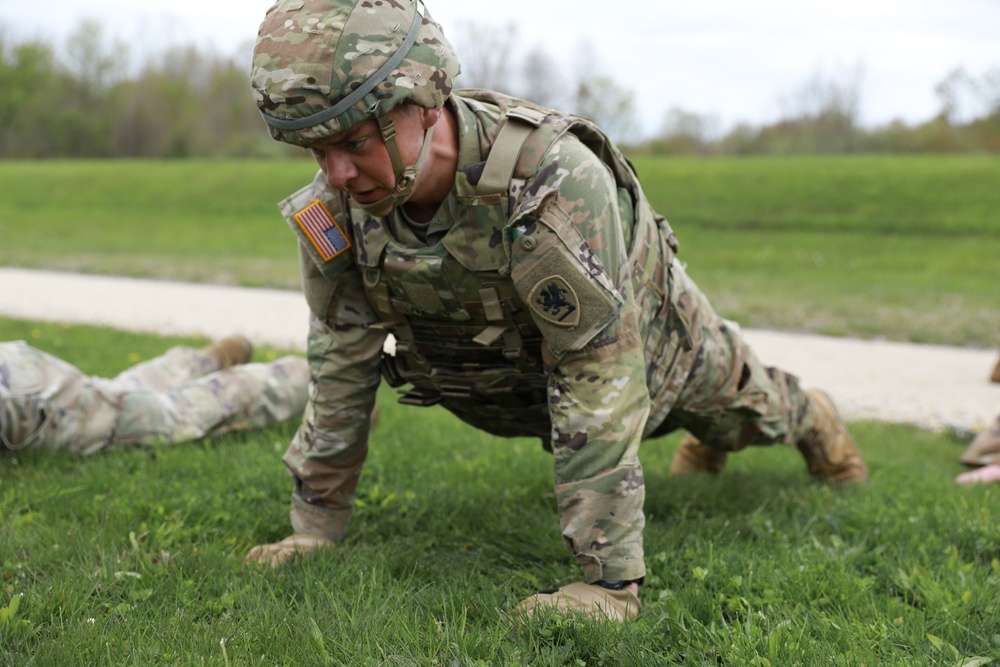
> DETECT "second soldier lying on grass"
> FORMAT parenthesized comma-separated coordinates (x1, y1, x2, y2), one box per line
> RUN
(1, 335, 308, 455)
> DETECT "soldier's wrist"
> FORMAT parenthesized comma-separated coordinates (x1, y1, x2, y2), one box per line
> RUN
(289, 494, 351, 543)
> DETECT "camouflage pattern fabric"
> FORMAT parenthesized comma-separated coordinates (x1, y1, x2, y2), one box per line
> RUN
(0, 340, 309, 456)
(252, 0, 461, 147)
(276, 92, 820, 585)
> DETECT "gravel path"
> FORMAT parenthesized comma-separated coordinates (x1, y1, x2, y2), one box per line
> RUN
(1, 267, 996, 432)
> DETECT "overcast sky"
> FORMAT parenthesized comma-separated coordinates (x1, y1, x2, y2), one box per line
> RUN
(4, 0, 999, 137)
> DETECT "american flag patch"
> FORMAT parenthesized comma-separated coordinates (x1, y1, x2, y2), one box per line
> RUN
(293, 200, 351, 261)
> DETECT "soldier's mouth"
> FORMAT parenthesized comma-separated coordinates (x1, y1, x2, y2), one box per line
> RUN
(350, 189, 380, 204)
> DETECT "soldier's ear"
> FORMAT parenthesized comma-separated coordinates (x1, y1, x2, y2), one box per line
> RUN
(420, 106, 443, 130)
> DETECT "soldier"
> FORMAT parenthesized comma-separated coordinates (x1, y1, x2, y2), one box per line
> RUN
(955, 356, 1000, 485)
(956, 416, 1000, 484)
(244, 0, 867, 622)
(1, 335, 308, 455)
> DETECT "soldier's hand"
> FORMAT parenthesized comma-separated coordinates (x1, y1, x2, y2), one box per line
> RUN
(243, 533, 335, 567)
(514, 581, 641, 623)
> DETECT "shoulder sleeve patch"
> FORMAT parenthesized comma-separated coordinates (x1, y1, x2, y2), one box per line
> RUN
(294, 199, 351, 261)
(510, 202, 623, 358)
(528, 275, 581, 327)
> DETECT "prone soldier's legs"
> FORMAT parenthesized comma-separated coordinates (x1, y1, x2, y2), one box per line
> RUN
(111, 356, 309, 447)
(110, 335, 253, 392)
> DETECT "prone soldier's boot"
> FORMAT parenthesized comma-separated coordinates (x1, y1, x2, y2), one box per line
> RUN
(202, 335, 253, 370)
(991, 356, 1000, 384)
(796, 389, 868, 483)
(959, 415, 1000, 468)
(670, 434, 728, 475)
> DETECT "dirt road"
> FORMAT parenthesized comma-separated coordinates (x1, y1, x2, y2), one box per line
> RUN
(1, 267, 996, 432)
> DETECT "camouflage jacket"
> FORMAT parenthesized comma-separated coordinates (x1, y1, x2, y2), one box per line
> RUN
(280, 90, 689, 583)
(0, 340, 119, 454)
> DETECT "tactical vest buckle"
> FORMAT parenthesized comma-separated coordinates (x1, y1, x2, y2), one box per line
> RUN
(397, 388, 442, 407)
(379, 353, 405, 388)
(506, 106, 547, 126)
(502, 346, 525, 361)
(363, 268, 381, 289)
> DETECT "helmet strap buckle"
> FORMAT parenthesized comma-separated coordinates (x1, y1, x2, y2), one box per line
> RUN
(353, 120, 437, 216)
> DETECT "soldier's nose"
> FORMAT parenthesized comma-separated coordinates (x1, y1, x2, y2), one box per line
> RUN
(323, 152, 358, 189)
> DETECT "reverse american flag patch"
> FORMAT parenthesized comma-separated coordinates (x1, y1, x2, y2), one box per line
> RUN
(293, 200, 351, 261)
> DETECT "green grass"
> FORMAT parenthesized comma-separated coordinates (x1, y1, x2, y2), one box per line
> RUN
(2, 318, 999, 666)
(0, 159, 315, 288)
(631, 155, 1000, 346)
(1, 156, 998, 346)
(632, 154, 1000, 236)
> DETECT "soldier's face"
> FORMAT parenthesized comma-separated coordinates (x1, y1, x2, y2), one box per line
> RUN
(307, 104, 436, 213)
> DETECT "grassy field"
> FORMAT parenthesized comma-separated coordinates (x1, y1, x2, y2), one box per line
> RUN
(1, 317, 999, 665)
(0, 156, 997, 346)
(1, 156, 999, 664)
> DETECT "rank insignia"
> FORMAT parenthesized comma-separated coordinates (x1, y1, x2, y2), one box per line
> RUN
(294, 199, 351, 261)
(528, 275, 580, 327)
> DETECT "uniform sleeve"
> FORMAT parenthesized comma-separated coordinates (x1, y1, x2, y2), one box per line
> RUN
(513, 135, 650, 583)
(282, 249, 387, 542)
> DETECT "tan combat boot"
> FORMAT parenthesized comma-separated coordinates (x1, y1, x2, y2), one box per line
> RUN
(203, 335, 253, 369)
(670, 434, 728, 475)
(796, 390, 868, 483)
(515, 582, 641, 623)
(991, 357, 1000, 384)
(959, 416, 1000, 467)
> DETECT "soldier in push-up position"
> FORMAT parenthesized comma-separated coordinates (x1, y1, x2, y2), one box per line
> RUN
(243, 0, 867, 622)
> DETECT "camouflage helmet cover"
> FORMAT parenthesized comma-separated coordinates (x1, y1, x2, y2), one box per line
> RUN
(252, 0, 461, 146)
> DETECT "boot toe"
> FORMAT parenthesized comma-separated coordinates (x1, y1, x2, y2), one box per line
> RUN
(670, 434, 728, 475)
(799, 390, 868, 484)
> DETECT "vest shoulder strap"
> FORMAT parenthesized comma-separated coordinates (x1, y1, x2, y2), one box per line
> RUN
(457, 90, 633, 206)
(475, 105, 547, 197)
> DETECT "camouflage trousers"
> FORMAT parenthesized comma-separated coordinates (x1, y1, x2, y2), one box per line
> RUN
(646, 260, 813, 451)
(0, 341, 309, 456)
(556, 262, 816, 584)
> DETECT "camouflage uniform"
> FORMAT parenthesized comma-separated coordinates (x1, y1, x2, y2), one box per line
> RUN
(252, 0, 844, 586)
(0, 340, 308, 455)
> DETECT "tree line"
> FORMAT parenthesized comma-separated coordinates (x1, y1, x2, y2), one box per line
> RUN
(0, 22, 274, 159)
(644, 63, 1000, 156)
(1, 21, 997, 159)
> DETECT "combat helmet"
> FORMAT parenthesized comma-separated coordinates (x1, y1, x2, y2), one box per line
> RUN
(251, 0, 461, 213)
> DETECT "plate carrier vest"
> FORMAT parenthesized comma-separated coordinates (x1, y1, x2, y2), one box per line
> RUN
(284, 90, 678, 445)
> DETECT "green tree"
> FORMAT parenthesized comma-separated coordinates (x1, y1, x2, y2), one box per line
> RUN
(772, 62, 864, 153)
(646, 107, 719, 155)
(59, 21, 130, 155)
(0, 35, 66, 156)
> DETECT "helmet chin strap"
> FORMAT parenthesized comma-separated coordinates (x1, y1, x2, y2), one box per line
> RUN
(352, 111, 436, 216)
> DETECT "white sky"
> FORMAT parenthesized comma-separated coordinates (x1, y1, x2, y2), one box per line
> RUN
(4, 0, 999, 137)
